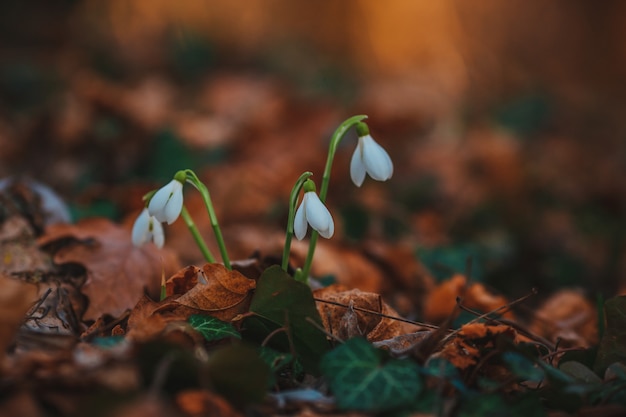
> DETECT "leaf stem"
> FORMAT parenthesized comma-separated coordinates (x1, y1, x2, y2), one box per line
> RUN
(297, 115, 368, 282)
(282, 171, 313, 271)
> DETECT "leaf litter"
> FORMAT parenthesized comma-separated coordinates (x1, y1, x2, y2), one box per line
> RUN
(0, 22, 625, 416)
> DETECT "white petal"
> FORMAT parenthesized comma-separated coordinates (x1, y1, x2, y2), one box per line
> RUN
(350, 140, 366, 187)
(361, 135, 393, 181)
(294, 198, 308, 240)
(148, 180, 176, 222)
(150, 219, 165, 248)
(163, 181, 184, 224)
(131, 208, 151, 246)
(304, 192, 334, 239)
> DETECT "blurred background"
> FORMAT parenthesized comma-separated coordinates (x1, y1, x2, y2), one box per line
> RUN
(1, 0, 625, 301)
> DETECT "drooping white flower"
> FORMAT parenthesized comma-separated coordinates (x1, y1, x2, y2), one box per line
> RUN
(148, 179, 184, 224)
(294, 186, 334, 240)
(131, 208, 165, 248)
(350, 129, 394, 187)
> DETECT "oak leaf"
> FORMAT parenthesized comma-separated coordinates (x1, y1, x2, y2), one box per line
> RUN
(38, 218, 181, 321)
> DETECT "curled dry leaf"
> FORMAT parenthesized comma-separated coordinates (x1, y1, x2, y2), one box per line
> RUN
(38, 218, 181, 321)
(422, 274, 514, 324)
(529, 289, 597, 347)
(165, 265, 202, 296)
(126, 295, 186, 341)
(174, 263, 256, 322)
(439, 323, 522, 370)
(314, 285, 420, 342)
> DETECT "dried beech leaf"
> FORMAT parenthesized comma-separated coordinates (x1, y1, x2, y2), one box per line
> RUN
(465, 282, 514, 320)
(165, 265, 201, 296)
(0, 274, 39, 358)
(440, 323, 521, 370)
(175, 263, 256, 321)
(422, 274, 466, 323)
(529, 289, 597, 348)
(314, 285, 418, 342)
(38, 218, 181, 321)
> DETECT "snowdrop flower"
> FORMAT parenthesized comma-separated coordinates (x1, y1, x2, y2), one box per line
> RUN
(131, 208, 165, 248)
(294, 180, 334, 240)
(148, 178, 184, 224)
(350, 122, 393, 187)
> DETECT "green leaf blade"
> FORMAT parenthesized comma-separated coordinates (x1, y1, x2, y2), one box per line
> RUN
(320, 338, 422, 412)
(189, 314, 241, 342)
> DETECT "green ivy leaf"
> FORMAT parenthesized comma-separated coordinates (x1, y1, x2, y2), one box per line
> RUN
(188, 314, 240, 342)
(319, 338, 422, 412)
(244, 265, 329, 375)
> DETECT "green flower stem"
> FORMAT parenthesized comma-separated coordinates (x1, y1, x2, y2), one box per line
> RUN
(183, 169, 232, 270)
(297, 115, 368, 282)
(181, 205, 216, 263)
(282, 171, 313, 271)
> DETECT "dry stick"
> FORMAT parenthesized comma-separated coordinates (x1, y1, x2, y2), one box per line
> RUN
(313, 297, 442, 331)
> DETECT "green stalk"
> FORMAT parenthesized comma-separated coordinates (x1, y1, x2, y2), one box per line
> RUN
(181, 205, 216, 263)
(282, 171, 313, 271)
(297, 115, 368, 282)
(183, 169, 232, 270)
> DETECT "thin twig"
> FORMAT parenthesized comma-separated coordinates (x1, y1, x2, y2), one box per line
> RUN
(313, 297, 441, 330)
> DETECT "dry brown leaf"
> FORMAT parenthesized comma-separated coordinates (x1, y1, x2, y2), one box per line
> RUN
(465, 282, 514, 320)
(314, 285, 420, 342)
(38, 218, 181, 321)
(440, 323, 521, 370)
(174, 263, 256, 322)
(165, 265, 202, 297)
(529, 289, 597, 348)
(423, 275, 514, 324)
(0, 274, 39, 359)
(176, 389, 243, 417)
(422, 274, 466, 323)
(126, 295, 182, 338)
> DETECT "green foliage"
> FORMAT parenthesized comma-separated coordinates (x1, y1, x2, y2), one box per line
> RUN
(319, 338, 422, 413)
(258, 345, 302, 387)
(188, 314, 241, 342)
(244, 265, 330, 375)
(417, 243, 486, 281)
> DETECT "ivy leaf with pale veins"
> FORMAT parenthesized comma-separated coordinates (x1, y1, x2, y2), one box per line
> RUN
(319, 337, 422, 412)
(189, 314, 240, 342)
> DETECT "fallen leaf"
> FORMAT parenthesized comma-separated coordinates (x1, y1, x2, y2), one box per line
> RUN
(422, 274, 466, 323)
(165, 265, 201, 296)
(175, 263, 256, 322)
(423, 274, 514, 323)
(0, 274, 39, 359)
(529, 289, 597, 348)
(314, 285, 420, 342)
(126, 295, 185, 341)
(38, 218, 181, 321)
(440, 323, 521, 370)
(176, 389, 243, 417)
